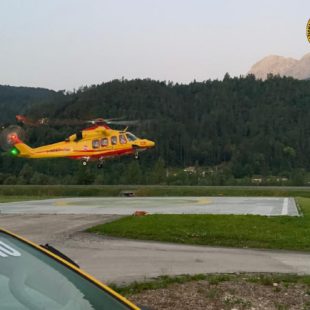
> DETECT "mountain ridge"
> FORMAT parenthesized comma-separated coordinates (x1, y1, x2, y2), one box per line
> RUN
(248, 53, 310, 80)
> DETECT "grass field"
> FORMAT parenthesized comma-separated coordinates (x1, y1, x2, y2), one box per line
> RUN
(0, 185, 310, 198)
(88, 197, 310, 251)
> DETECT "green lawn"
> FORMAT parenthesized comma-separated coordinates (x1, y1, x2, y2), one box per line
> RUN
(88, 197, 310, 251)
(0, 185, 310, 198)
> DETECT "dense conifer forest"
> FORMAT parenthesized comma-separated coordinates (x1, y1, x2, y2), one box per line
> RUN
(0, 85, 62, 123)
(1, 75, 310, 185)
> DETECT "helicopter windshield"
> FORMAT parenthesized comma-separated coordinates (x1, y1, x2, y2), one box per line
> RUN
(126, 132, 138, 142)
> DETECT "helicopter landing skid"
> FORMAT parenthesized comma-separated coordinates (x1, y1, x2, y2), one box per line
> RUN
(132, 145, 143, 160)
(81, 157, 90, 166)
(97, 158, 104, 169)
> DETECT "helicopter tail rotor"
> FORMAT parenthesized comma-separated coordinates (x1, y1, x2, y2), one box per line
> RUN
(0, 125, 26, 151)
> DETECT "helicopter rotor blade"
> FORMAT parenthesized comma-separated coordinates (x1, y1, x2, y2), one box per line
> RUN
(15, 115, 143, 127)
(105, 120, 140, 126)
(84, 118, 139, 126)
(50, 119, 86, 126)
(105, 116, 126, 122)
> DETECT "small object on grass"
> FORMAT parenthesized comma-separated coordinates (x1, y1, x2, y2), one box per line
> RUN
(133, 211, 148, 217)
(120, 191, 136, 197)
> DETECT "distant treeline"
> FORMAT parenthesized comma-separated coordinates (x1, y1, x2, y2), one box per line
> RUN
(0, 85, 62, 123)
(0, 75, 310, 185)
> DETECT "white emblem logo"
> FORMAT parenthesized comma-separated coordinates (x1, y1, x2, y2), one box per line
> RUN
(0, 241, 21, 257)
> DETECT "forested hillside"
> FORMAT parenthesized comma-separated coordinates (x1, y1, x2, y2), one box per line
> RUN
(1, 75, 310, 185)
(0, 85, 63, 123)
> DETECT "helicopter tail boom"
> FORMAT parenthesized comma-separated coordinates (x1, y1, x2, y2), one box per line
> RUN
(14, 142, 34, 157)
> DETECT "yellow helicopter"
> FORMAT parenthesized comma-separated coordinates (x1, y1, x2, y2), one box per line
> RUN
(1, 116, 155, 168)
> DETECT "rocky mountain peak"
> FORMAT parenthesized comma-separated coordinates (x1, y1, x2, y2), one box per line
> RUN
(248, 53, 310, 80)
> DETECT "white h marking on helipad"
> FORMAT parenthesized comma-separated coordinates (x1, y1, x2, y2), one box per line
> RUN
(282, 198, 289, 215)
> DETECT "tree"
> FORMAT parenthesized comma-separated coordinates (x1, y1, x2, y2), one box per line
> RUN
(19, 163, 34, 183)
(121, 161, 142, 184)
(149, 158, 166, 184)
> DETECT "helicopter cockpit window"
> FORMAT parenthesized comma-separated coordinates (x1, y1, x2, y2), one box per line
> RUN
(119, 134, 127, 144)
(101, 138, 108, 147)
(126, 133, 138, 142)
(92, 139, 100, 149)
(111, 136, 117, 145)
(75, 131, 83, 141)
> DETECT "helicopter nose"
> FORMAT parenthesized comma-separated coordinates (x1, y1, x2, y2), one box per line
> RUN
(148, 140, 155, 148)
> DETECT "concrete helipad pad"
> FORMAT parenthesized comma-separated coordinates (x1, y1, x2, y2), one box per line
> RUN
(0, 197, 299, 216)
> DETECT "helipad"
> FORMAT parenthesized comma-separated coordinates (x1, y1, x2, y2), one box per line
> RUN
(0, 197, 299, 216)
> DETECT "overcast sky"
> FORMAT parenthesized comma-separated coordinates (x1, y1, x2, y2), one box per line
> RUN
(0, 0, 310, 90)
